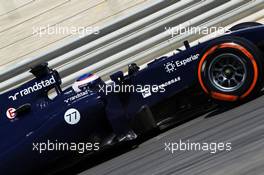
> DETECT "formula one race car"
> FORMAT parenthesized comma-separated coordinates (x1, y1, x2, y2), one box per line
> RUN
(1, 22, 264, 174)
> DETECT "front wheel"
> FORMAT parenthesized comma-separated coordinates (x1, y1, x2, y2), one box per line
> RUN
(229, 22, 262, 31)
(197, 36, 264, 103)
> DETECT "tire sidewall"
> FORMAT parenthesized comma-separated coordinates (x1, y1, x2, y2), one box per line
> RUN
(201, 48, 255, 96)
(198, 36, 263, 101)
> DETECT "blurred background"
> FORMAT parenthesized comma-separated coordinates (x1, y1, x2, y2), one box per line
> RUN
(0, 0, 263, 92)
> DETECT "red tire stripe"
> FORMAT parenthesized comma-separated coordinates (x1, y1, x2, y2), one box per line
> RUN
(198, 42, 258, 101)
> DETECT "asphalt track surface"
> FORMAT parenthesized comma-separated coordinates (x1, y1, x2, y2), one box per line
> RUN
(79, 94, 264, 175)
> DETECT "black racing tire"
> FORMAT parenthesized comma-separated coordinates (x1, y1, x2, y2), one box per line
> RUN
(229, 22, 262, 31)
(197, 36, 264, 103)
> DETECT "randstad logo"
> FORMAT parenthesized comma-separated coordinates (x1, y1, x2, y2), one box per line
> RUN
(9, 76, 56, 101)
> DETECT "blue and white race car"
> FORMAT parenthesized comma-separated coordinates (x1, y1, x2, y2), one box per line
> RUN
(1, 22, 264, 174)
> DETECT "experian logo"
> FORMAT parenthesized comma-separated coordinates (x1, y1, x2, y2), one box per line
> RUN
(9, 76, 56, 101)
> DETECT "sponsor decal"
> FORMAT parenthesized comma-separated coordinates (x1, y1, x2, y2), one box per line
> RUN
(164, 61, 177, 73)
(64, 108, 81, 125)
(6, 108, 16, 119)
(159, 76, 181, 88)
(9, 76, 56, 101)
(164, 54, 199, 73)
(141, 76, 181, 98)
(64, 90, 89, 103)
(141, 87, 152, 98)
(140, 85, 165, 98)
(140, 77, 180, 98)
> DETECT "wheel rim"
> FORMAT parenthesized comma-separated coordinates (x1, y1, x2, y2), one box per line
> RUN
(208, 53, 247, 92)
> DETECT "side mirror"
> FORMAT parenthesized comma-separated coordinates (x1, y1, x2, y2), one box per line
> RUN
(128, 63, 140, 76)
(30, 63, 50, 79)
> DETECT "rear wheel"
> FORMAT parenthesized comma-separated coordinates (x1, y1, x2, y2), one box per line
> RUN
(198, 36, 264, 103)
